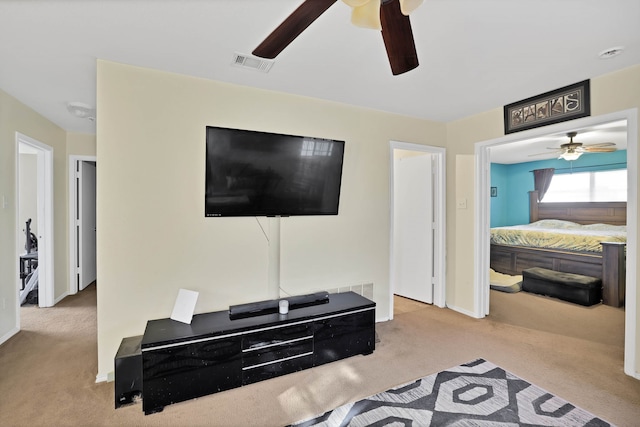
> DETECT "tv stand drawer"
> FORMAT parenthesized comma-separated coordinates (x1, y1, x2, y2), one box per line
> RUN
(242, 323, 311, 350)
(242, 353, 314, 385)
(242, 335, 313, 369)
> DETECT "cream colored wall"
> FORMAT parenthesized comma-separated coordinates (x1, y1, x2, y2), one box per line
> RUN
(445, 65, 640, 369)
(445, 108, 503, 312)
(0, 89, 67, 343)
(394, 149, 428, 160)
(67, 132, 97, 157)
(590, 66, 640, 373)
(95, 60, 446, 379)
(453, 155, 475, 314)
(19, 153, 38, 237)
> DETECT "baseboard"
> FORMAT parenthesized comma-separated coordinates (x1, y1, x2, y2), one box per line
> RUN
(447, 304, 483, 319)
(626, 369, 640, 380)
(0, 326, 19, 346)
(95, 371, 112, 383)
(54, 292, 68, 306)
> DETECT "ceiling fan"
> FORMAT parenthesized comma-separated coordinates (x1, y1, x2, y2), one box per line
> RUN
(252, 0, 422, 75)
(530, 131, 617, 161)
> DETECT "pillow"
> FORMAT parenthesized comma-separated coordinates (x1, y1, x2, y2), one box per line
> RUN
(582, 223, 626, 232)
(530, 219, 581, 229)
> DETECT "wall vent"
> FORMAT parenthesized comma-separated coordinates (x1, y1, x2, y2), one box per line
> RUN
(232, 53, 274, 73)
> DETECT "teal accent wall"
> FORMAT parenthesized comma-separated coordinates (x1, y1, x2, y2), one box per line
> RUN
(490, 149, 627, 227)
(490, 164, 508, 227)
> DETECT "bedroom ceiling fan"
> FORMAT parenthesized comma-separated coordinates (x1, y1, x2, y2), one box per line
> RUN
(530, 131, 617, 161)
(252, 0, 422, 75)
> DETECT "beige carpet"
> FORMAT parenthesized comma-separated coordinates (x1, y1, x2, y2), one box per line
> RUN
(1, 285, 639, 426)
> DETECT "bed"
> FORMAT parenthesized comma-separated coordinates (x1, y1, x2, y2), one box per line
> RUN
(490, 190, 626, 307)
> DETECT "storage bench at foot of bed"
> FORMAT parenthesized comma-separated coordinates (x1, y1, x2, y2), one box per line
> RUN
(522, 267, 602, 306)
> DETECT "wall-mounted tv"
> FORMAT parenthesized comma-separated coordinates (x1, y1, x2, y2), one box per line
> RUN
(205, 126, 345, 217)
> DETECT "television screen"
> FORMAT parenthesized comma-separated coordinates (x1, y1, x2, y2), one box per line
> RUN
(205, 126, 345, 217)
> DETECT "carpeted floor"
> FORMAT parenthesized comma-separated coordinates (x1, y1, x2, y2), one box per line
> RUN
(488, 287, 625, 348)
(291, 358, 613, 426)
(0, 286, 639, 426)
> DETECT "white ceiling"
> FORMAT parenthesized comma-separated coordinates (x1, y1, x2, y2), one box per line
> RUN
(1, 0, 639, 157)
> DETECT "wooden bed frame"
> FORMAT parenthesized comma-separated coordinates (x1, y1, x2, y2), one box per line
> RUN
(490, 190, 626, 307)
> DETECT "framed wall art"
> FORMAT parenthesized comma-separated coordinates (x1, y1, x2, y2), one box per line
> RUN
(503, 80, 590, 134)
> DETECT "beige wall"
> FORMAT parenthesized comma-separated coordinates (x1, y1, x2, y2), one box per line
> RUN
(452, 154, 475, 313)
(445, 65, 640, 369)
(18, 153, 38, 238)
(0, 89, 67, 342)
(67, 132, 97, 157)
(590, 66, 640, 371)
(95, 60, 446, 379)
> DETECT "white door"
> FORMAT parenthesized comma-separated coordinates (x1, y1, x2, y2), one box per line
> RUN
(393, 153, 434, 303)
(79, 161, 97, 290)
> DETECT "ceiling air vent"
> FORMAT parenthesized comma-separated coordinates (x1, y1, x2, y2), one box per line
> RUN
(232, 53, 274, 73)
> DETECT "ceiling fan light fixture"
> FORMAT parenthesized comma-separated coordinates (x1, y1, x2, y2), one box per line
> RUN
(399, 0, 423, 15)
(66, 101, 95, 121)
(598, 46, 624, 59)
(350, 0, 381, 30)
(342, 0, 369, 7)
(253, 0, 420, 75)
(560, 151, 582, 161)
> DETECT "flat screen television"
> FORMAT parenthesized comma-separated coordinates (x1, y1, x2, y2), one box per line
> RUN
(205, 126, 345, 217)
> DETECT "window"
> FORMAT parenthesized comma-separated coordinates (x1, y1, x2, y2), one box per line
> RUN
(543, 169, 627, 202)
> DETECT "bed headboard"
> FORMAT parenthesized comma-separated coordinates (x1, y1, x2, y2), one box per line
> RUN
(529, 190, 627, 225)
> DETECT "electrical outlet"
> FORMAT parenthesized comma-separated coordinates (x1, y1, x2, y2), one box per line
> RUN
(457, 198, 467, 209)
(2, 298, 5, 309)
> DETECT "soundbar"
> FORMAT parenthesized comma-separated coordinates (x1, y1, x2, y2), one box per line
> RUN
(229, 291, 329, 320)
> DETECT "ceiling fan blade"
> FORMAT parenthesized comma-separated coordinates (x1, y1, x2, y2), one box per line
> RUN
(252, 0, 337, 59)
(529, 150, 563, 157)
(584, 147, 617, 153)
(380, 0, 419, 75)
(583, 142, 616, 148)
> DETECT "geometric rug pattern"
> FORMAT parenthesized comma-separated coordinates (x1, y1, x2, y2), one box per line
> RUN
(291, 358, 613, 426)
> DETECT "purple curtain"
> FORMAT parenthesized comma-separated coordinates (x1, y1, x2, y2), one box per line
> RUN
(533, 168, 555, 201)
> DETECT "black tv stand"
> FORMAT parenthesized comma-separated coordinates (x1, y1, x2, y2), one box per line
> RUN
(228, 291, 329, 319)
(139, 291, 375, 415)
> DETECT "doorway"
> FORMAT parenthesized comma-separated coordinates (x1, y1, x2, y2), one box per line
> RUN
(68, 156, 97, 294)
(474, 109, 638, 377)
(16, 133, 54, 308)
(389, 141, 446, 320)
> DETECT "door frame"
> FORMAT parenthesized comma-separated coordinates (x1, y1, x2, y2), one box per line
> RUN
(16, 133, 54, 308)
(474, 108, 638, 378)
(389, 141, 446, 319)
(68, 155, 97, 295)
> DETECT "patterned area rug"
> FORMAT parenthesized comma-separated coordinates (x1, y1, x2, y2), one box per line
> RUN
(292, 358, 612, 426)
